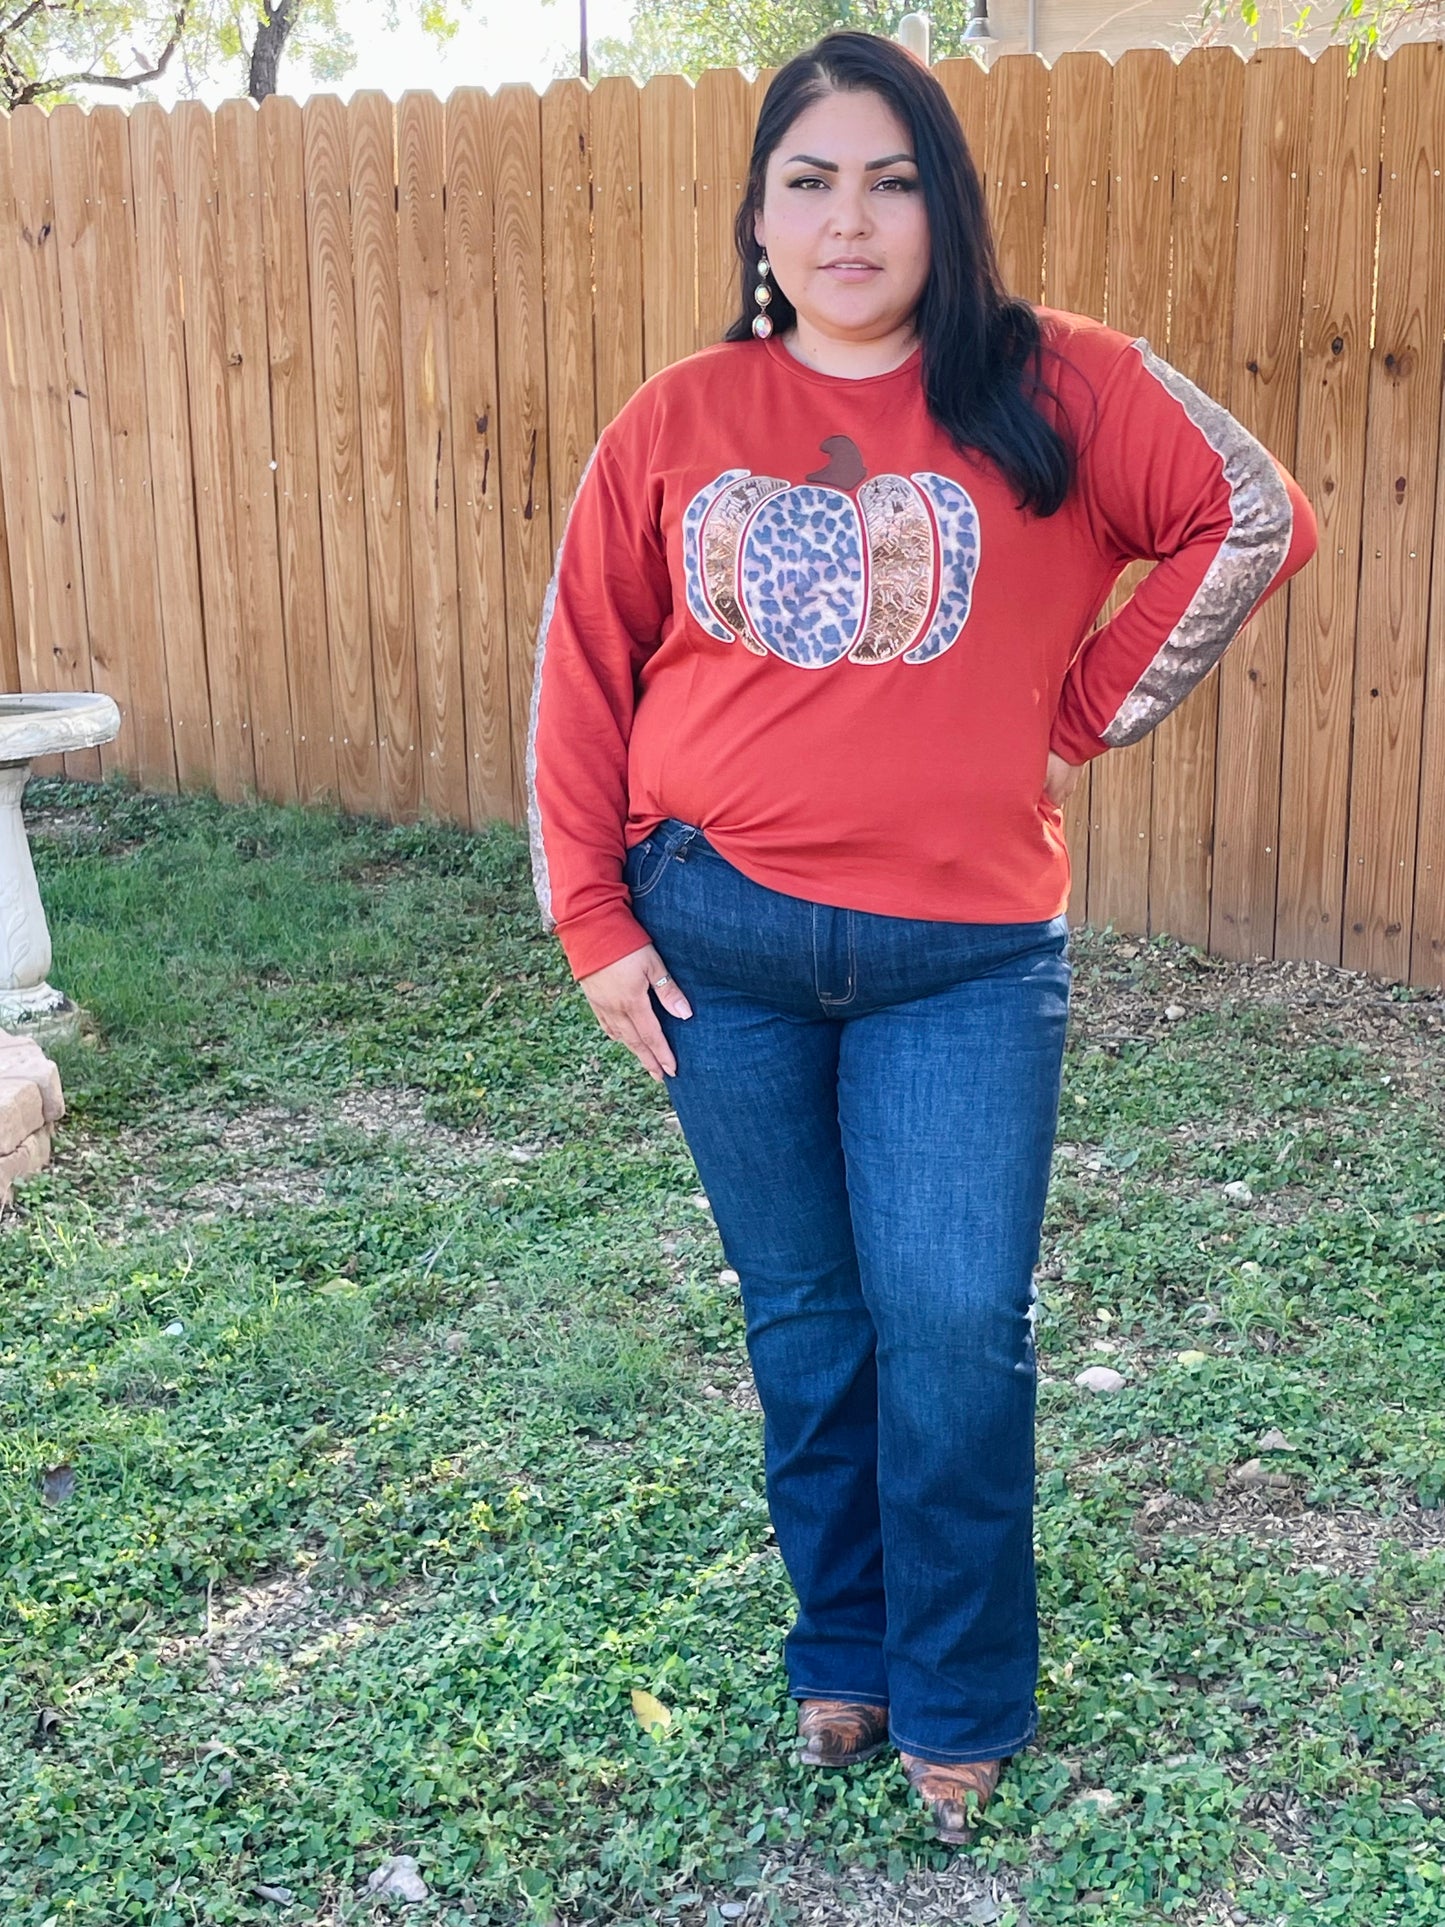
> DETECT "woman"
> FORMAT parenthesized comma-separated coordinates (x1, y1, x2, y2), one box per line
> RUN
(526, 30, 1317, 1844)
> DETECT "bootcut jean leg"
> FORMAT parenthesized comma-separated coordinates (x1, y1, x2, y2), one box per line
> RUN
(664, 999, 890, 1706)
(835, 930, 1070, 1764)
(624, 823, 888, 1704)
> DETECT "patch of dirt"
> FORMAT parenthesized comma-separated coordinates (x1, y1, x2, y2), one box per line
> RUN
(1135, 1491, 1445, 1574)
(24, 808, 105, 841)
(196, 1564, 324, 1671)
(1070, 932, 1445, 1113)
(154, 1561, 429, 1694)
(1045, 937, 1445, 1244)
(702, 1364, 762, 1415)
(679, 1840, 1267, 1926)
(189, 1086, 501, 1158)
(678, 1851, 1027, 1927)
(181, 1162, 334, 1217)
(90, 1086, 526, 1225)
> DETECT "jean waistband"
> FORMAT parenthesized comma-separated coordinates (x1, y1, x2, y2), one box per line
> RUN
(650, 817, 714, 860)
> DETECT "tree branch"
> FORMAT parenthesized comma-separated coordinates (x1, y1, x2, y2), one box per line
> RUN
(1, 0, 187, 107)
(0, 2, 51, 41)
(247, 0, 298, 99)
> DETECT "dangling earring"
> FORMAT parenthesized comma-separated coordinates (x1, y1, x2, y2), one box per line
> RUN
(752, 254, 774, 339)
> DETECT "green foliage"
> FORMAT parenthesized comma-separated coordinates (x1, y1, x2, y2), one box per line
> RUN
(0, 0, 477, 109)
(589, 0, 993, 84)
(587, 0, 1442, 84)
(1, 777, 1443, 1923)
(1196, 0, 1443, 71)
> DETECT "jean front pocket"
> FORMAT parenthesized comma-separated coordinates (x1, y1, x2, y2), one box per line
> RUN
(623, 828, 690, 900)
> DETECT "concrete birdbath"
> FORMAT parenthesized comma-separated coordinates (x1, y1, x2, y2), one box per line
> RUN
(0, 693, 121, 1033)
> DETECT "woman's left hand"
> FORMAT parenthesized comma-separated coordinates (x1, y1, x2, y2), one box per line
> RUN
(1043, 752, 1085, 809)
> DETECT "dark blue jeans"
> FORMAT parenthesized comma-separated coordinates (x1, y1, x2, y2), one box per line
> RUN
(623, 819, 1071, 1766)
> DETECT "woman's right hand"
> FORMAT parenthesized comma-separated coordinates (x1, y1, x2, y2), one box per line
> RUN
(578, 944, 693, 1082)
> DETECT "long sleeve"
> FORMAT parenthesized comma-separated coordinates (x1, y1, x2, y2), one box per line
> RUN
(1049, 336, 1319, 766)
(525, 422, 672, 979)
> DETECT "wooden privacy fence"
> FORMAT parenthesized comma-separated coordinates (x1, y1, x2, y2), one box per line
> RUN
(1, 44, 1445, 986)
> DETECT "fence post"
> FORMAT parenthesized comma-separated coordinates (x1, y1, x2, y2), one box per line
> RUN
(897, 13, 933, 62)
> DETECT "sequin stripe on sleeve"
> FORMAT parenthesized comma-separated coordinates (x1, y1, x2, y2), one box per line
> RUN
(1099, 337, 1294, 748)
(525, 442, 601, 933)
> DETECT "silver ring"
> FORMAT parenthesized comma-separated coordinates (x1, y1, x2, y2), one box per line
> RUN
(653, 974, 672, 990)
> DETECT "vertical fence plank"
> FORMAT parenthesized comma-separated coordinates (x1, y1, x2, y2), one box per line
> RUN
(350, 91, 421, 822)
(1042, 51, 1111, 926)
(0, 460, 18, 691)
(398, 89, 468, 824)
(934, 54, 989, 174)
(695, 65, 751, 349)
(1042, 45, 1113, 295)
(130, 104, 213, 788)
(1088, 49, 1175, 939)
(1341, 43, 1445, 981)
(5, 106, 99, 780)
(81, 106, 175, 788)
(48, 104, 136, 783)
(445, 88, 513, 827)
(1146, 48, 1245, 951)
(0, 133, 16, 695)
(640, 74, 695, 378)
(1411, 354, 1445, 987)
(259, 94, 338, 807)
(1276, 46, 1382, 963)
(0, 118, 44, 702)
(986, 53, 1047, 304)
(590, 76, 643, 432)
(217, 98, 296, 806)
(488, 83, 551, 823)
(1209, 50, 1312, 961)
(304, 95, 379, 815)
(174, 99, 254, 800)
(541, 78, 596, 533)
(750, 67, 780, 162)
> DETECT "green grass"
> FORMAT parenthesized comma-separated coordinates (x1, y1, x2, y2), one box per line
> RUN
(2, 777, 1444, 1926)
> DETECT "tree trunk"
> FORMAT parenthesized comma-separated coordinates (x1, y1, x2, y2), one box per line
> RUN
(247, 0, 299, 100)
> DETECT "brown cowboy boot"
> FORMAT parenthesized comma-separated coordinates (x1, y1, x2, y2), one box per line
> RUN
(899, 1751, 1007, 1843)
(795, 1698, 890, 1766)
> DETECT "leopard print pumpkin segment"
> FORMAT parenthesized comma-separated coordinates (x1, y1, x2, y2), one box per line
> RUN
(682, 469, 750, 644)
(739, 484, 869, 668)
(904, 472, 982, 664)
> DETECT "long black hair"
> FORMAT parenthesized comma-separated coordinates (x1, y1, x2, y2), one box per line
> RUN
(724, 30, 1075, 518)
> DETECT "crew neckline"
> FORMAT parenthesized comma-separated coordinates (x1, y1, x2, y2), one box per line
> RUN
(761, 330, 923, 388)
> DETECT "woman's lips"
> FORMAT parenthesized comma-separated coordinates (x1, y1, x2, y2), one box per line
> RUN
(821, 263, 881, 281)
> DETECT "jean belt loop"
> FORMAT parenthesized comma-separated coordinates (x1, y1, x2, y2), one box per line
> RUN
(673, 822, 701, 862)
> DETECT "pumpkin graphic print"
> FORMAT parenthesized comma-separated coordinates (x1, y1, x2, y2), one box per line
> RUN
(682, 435, 981, 668)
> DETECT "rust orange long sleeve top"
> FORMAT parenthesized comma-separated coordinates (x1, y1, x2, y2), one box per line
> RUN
(526, 307, 1318, 981)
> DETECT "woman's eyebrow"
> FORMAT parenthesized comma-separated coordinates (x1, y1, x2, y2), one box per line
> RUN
(783, 152, 917, 171)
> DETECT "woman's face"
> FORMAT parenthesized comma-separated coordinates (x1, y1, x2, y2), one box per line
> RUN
(752, 87, 931, 349)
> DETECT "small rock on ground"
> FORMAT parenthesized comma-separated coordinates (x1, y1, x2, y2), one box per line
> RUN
(1230, 1458, 1293, 1491)
(1075, 1365, 1126, 1392)
(365, 1855, 428, 1903)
